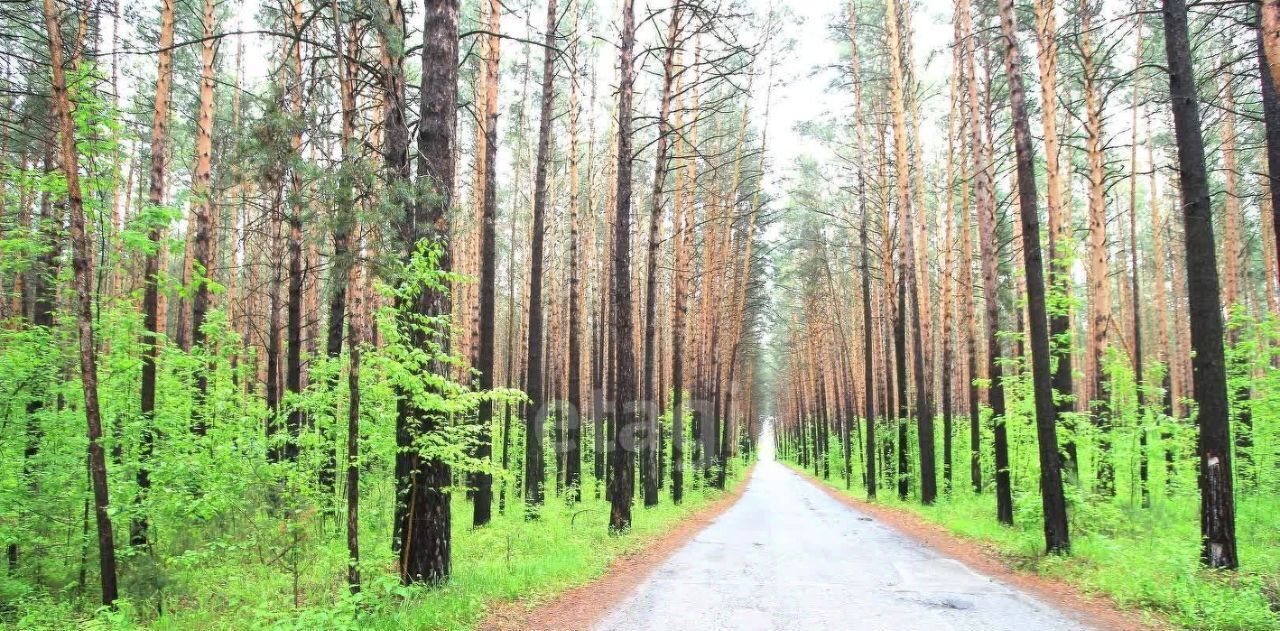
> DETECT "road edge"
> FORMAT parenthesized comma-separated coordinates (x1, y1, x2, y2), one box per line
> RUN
(787, 463, 1172, 631)
(477, 463, 756, 631)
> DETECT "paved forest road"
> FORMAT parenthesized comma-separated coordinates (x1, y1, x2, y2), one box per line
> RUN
(597, 458, 1094, 631)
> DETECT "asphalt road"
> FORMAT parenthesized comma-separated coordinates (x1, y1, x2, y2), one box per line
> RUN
(596, 455, 1095, 631)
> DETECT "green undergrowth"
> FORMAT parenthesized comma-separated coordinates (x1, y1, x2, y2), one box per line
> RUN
(5, 466, 745, 631)
(788, 462, 1279, 631)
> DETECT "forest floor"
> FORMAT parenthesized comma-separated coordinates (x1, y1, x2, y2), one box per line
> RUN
(506, 459, 1147, 630)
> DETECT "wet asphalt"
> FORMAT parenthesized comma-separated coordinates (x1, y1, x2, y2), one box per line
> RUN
(596, 448, 1094, 631)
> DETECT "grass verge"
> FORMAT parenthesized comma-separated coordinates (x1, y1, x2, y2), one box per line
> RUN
(16, 467, 751, 631)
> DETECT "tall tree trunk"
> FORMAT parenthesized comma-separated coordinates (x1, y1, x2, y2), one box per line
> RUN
(894, 263, 908, 499)
(940, 72, 958, 493)
(1128, 20, 1150, 508)
(227, 41, 246, 387)
(1220, 79, 1242, 313)
(1259, 13, 1280, 315)
(1169, 193, 1192, 418)
(323, 0, 360, 505)
(334, 41, 364, 583)
(283, 0, 306, 463)
(1149, 137, 1178, 491)
(1264, 169, 1280, 318)
(1034, 0, 1077, 481)
(42, 0, 120, 604)
(345, 249, 362, 594)
(960, 0, 1009, 519)
(189, 0, 217, 435)
(395, 0, 459, 584)
(134, 0, 175, 548)
(265, 183, 285, 461)
(1261, 1, 1280, 288)
(502, 26, 531, 511)
(523, 0, 557, 513)
(846, 2, 876, 499)
(670, 46, 697, 505)
(473, 0, 501, 525)
(593, 236, 607, 490)
(1081, 1, 1114, 497)
(885, 0, 935, 504)
(1160, 0, 1238, 569)
(382, 0, 413, 554)
(954, 0, 982, 496)
(641, 0, 681, 508)
(875, 121, 898, 492)
(997, 0, 1070, 553)
(609, 0, 637, 533)
(860, 182, 877, 499)
(563, 0, 583, 502)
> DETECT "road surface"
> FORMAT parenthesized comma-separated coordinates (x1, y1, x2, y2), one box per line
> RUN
(597, 457, 1094, 631)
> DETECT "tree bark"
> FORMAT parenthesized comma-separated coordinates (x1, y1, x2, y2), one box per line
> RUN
(940, 71, 959, 493)
(960, 0, 1009, 518)
(846, 2, 876, 499)
(1149, 137, 1178, 489)
(323, 0, 360, 504)
(1128, 18, 1149, 508)
(1034, 0, 1077, 481)
(885, 0, 935, 504)
(641, 0, 681, 508)
(473, 0, 501, 525)
(283, 0, 306, 464)
(1160, 0, 1238, 569)
(954, 0, 982, 497)
(997, 0, 1070, 553)
(1260, 4, 1280, 311)
(385, 0, 413, 554)
(265, 182, 284, 461)
(133, 0, 175, 547)
(42, 0, 120, 604)
(1080, 0, 1114, 497)
(189, 0, 217, 434)
(395, 0, 459, 584)
(609, 0, 637, 533)
(860, 182, 877, 500)
(562, 0, 584, 502)
(345, 255, 362, 593)
(895, 262, 908, 499)
(523, 0, 557, 513)
(670, 46, 698, 505)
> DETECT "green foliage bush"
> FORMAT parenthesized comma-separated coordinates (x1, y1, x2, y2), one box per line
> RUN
(0, 229, 744, 628)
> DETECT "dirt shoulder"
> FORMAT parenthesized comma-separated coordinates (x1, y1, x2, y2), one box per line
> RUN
(478, 465, 755, 631)
(791, 466, 1172, 631)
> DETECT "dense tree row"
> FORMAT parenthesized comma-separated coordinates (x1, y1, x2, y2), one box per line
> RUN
(774, 0, 1280, 572)
(0, 0, 770, 616)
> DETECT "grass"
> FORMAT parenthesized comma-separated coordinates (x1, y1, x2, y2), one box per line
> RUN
(787, 461, 1280, 631)
(3, 467, 747, 631)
